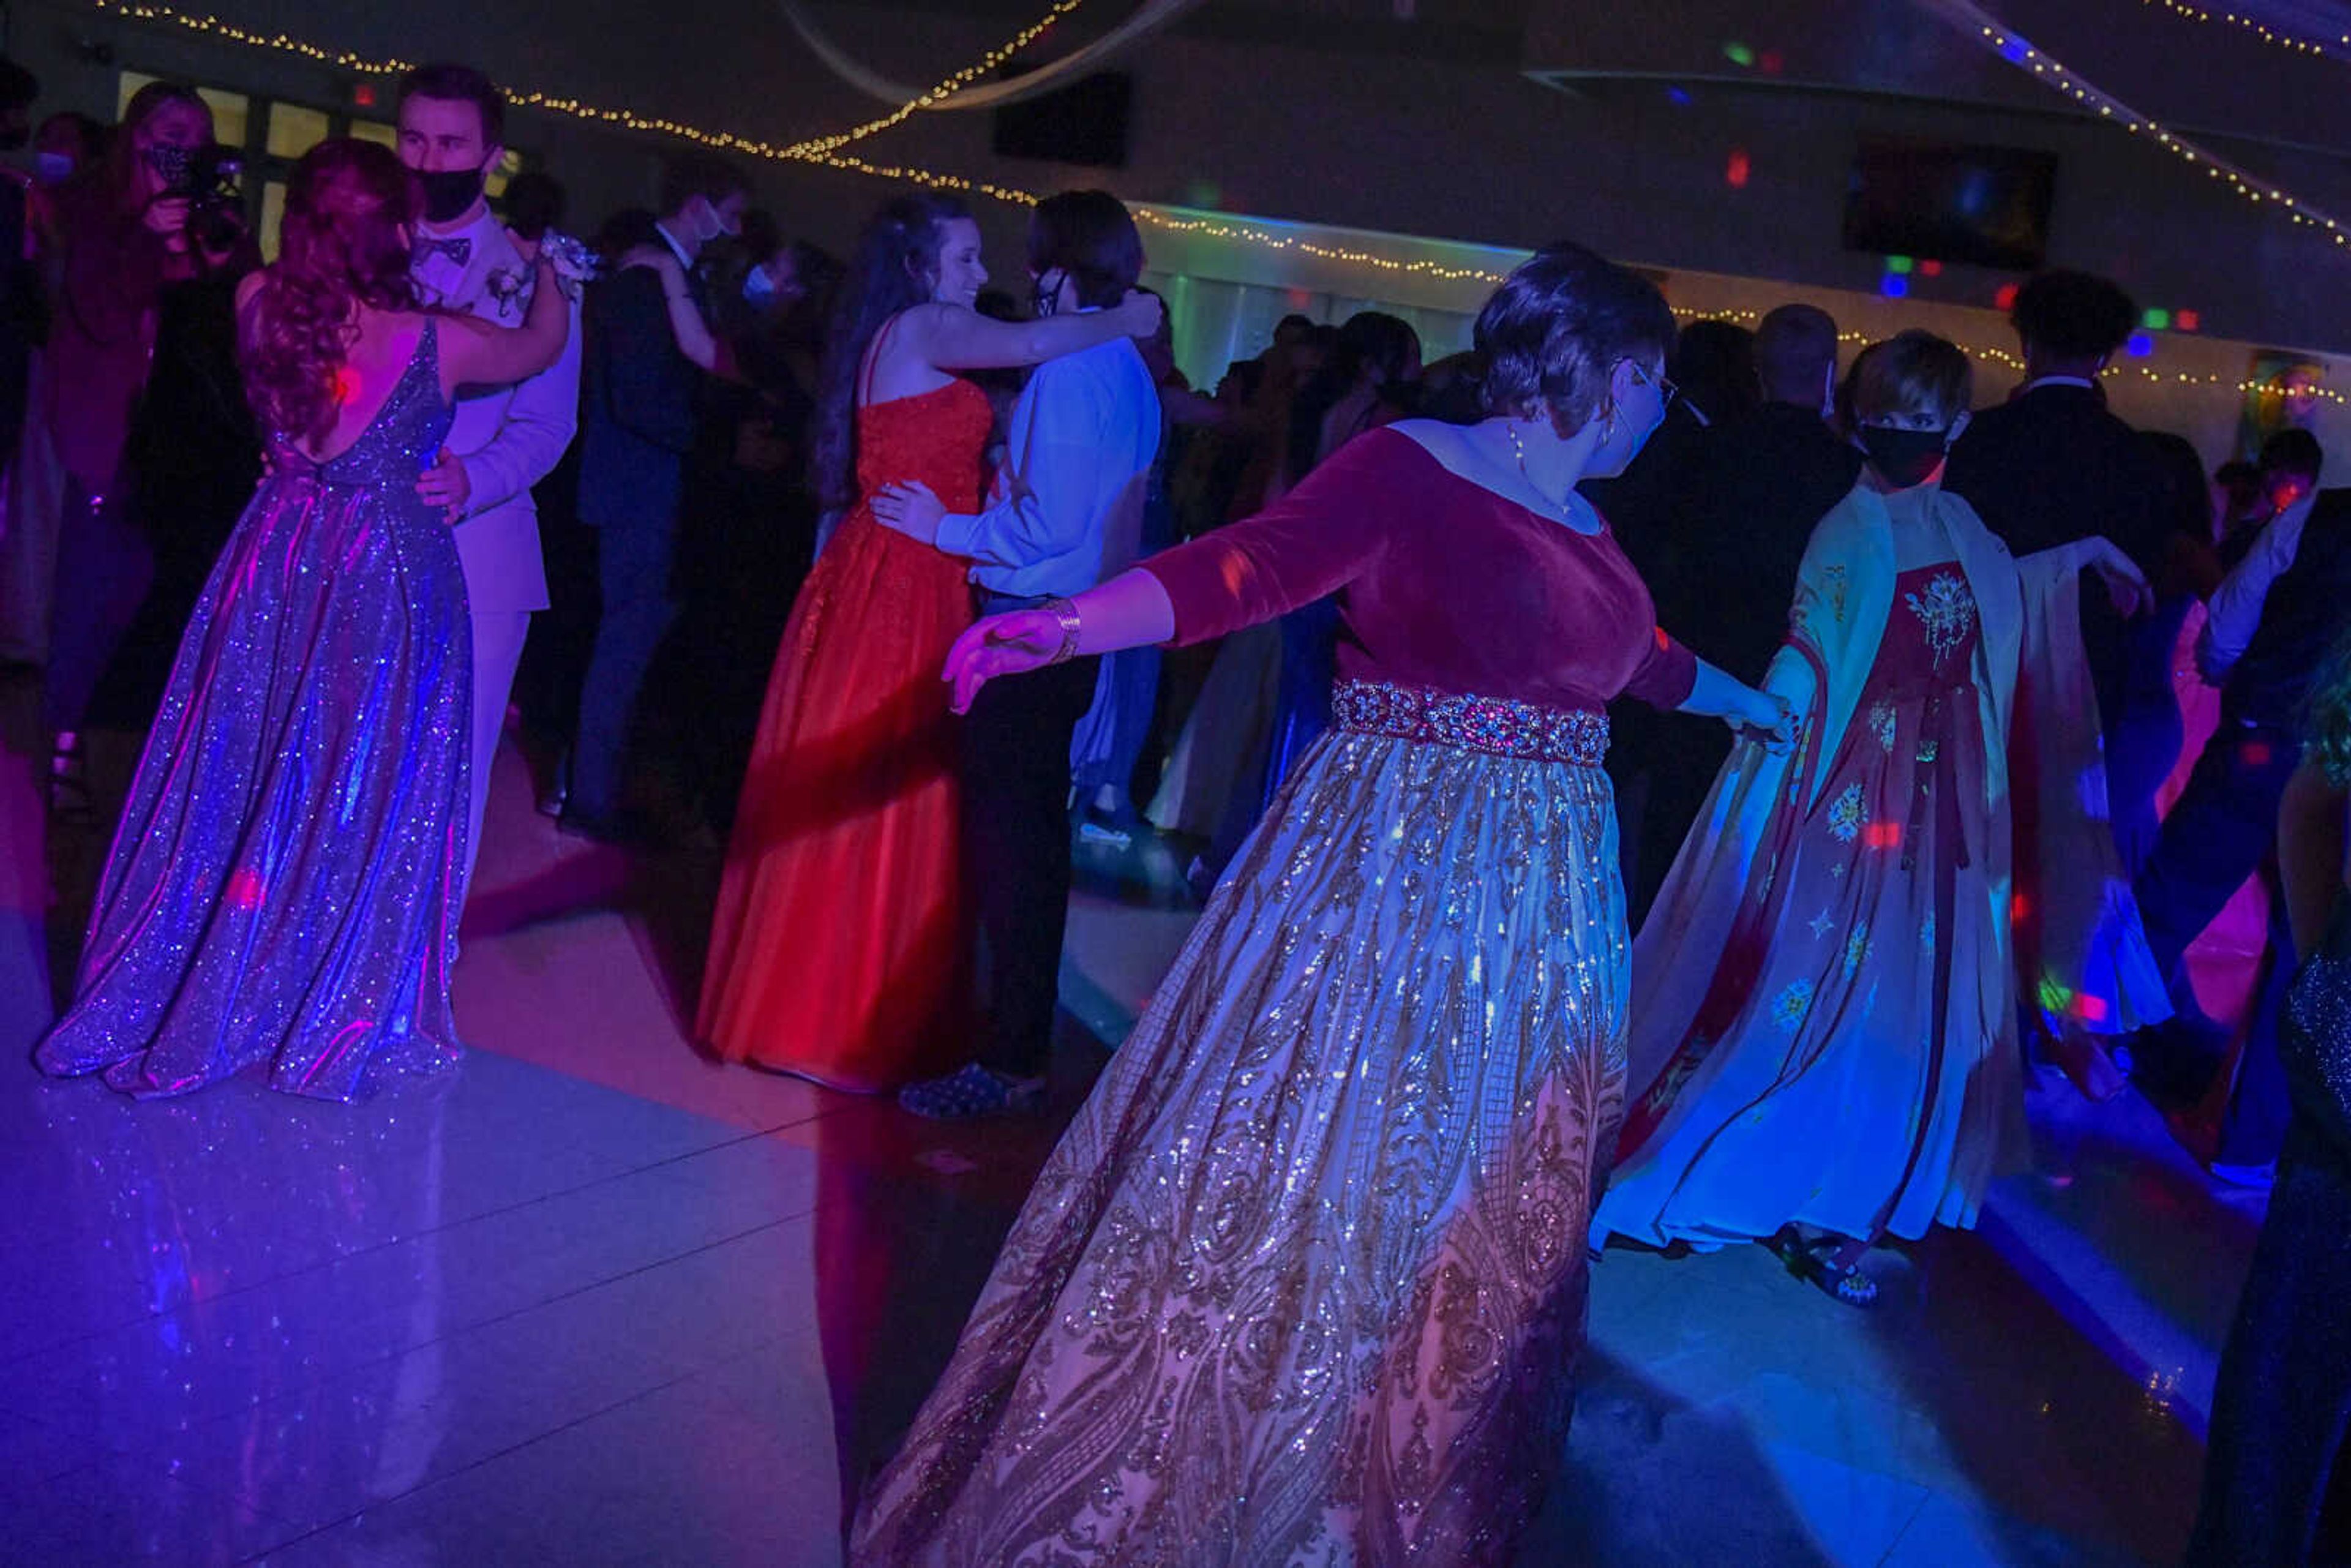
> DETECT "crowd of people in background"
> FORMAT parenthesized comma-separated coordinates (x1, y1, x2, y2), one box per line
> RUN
(2, 48, 2349, 1567)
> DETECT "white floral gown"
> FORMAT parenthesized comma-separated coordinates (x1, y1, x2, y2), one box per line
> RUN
(1602, 559, 2008, 1246)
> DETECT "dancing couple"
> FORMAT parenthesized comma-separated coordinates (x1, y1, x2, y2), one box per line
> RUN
(699, 191, 1163, 1103)
(34, 137, 571, 1099)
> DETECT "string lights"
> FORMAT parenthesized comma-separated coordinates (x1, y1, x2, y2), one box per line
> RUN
(78, 0, 1074, 200)
(2134, 0, 2350, 60)
(1130, 211, 1513, 285)
(1918, 0, 2351, 251)
(69, 0, 2351, 411)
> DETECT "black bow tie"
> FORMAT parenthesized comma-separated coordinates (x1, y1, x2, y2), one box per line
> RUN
(413, 234, 473, 269)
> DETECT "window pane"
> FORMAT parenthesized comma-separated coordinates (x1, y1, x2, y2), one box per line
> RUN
(259, 180, 287, 262)
(195, 88, 249, 149)
(266, 103, 330, 160)
(350, 120, 397, 149)
(116, 72, 160, 119)
(484, 148, 524, 201)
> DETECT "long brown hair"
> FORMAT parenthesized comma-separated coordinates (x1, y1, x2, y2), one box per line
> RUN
(241, 138, 418, 444)
(100, 80, 209, 213)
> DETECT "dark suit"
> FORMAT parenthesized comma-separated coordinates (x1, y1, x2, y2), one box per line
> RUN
(2135, 493, 2351, 1165)
(1944, 381, 2173, 843)
(1605, 401, 1863, 926)
(570, 262, 707, 823)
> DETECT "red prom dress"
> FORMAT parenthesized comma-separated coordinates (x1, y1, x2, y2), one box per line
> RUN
(698, 377, 992, 1090)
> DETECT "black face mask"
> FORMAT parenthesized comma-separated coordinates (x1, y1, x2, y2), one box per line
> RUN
(416, 167, 486, 226)
(1859, 426, 1949, 490)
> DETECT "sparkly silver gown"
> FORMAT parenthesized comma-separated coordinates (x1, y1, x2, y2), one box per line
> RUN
(35, 322, 471, 1101)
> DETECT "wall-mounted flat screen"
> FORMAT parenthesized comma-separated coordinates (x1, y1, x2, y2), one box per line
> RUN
(1843, 137, 2057, 271)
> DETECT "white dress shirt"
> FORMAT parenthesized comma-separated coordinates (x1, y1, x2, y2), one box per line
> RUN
(2200, 490, 2318, 682)
(935, 332, 1160, 601)
(411, 206, 583, 615)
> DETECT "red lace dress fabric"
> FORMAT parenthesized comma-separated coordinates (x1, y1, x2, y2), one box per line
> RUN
(699, 380, 991, 1088)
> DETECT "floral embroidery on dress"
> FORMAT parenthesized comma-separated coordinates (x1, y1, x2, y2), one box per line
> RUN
(1807, 907, 1835, 940)
(1772, 980, 1815, 1033)
(1869, 700, 1897, 754)
(1842, 929, 1875, 980)
(1829, 782, 1865, 842)
(1916, 737, 1941, 765)
(1903, 571, 1977, 670)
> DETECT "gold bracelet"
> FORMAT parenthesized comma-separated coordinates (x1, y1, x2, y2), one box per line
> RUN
(1041, 596, 1082, 666)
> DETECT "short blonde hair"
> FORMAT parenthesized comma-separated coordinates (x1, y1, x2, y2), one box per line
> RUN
(1848, 330, 1972, 426)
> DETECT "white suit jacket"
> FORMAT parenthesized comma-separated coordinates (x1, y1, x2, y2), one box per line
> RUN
(411, 208, 582, 615)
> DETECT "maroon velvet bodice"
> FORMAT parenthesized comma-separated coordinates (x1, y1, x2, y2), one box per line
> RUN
(1146, 427, 1695, 713)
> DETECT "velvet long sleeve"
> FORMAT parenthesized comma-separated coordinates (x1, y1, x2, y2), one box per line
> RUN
(1144, 427, 1695, 713)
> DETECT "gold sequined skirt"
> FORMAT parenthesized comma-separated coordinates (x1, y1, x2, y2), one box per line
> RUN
(851, 728, 1630, 1567)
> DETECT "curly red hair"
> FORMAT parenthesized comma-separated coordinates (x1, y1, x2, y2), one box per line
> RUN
(241, 138, 418, 444)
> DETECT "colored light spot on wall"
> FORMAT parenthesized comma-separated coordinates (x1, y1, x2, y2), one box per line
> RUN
(2242, 739, 2273, 766)
(1758, 50, 1783, 74)
(1919, 259, 1942, 277)
(2142, 307, 2171, 330)
(1994, 282, 2020, 311)
(1725, 149, 1750, 188)
(2175, 309, 2200, 331)
(2125, 331, 2155, 357)
(1884, 255, 1914, 274)
(1723, 41, 1756, 67)
(1880, 273, 1909, 298)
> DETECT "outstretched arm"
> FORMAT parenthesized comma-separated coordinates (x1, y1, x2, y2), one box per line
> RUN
(941, 567, 1175, 713)
(437, 254, 569, 394)
(900, 293, 1160, 372)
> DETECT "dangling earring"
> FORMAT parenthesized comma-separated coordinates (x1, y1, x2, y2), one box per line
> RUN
(1600, 402, 1619, 445)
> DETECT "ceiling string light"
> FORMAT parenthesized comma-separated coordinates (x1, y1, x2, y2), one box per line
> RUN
(72, 0, 2347, 405)
(1918, 0, 2351, 250)
(2134, 0, 2351, 59)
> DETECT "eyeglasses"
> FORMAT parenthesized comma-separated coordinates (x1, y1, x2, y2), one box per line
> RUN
(1626, 358, 1679, 406)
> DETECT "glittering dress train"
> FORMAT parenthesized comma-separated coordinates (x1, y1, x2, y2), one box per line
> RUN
(850, 429, 1698, 1567)
(35, 323, 470, 1101)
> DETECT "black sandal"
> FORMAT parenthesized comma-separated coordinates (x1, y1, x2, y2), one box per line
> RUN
(1772, 1231, 1880, 1308)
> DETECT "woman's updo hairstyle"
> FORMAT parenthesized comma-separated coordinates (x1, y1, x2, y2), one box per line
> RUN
(1475, 241, 1676, 435)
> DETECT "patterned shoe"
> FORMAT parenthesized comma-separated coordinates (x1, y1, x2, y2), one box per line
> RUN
(898, 1063, 1046, 1120)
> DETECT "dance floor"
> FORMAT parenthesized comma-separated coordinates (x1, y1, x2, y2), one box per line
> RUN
(0, 680, 2229, 1564)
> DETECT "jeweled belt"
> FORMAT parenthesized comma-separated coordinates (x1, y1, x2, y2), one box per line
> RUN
(1330, 680, 1608, 765)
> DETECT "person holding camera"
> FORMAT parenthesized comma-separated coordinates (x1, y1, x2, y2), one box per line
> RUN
(37, 80, 256, 821)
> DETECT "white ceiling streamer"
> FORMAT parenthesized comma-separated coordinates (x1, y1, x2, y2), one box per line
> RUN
(778, 0, 1209, 111)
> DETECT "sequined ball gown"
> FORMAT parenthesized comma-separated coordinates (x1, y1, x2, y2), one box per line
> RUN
(2191, 892, 2351, 1562)
(698, 377, 991, 1089)
(35, 321, 472, 1101)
